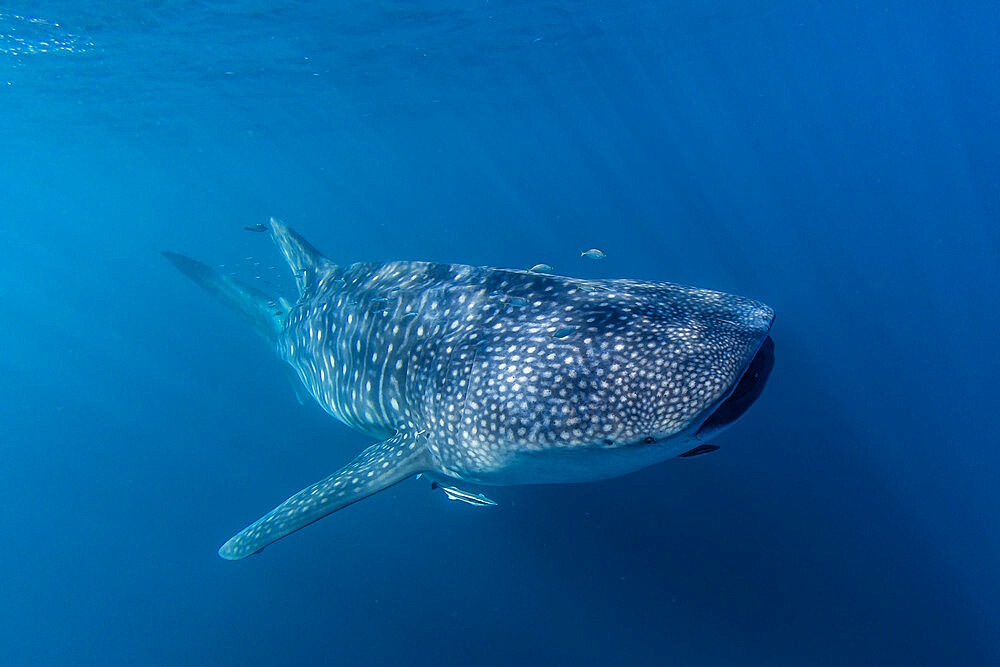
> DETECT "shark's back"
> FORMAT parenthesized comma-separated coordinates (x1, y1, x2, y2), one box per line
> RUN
(280, 260, 496, 437)
(280, 259, 575, 438)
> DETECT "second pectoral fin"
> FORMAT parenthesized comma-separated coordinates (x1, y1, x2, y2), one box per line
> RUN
(678, 444, 720, 458)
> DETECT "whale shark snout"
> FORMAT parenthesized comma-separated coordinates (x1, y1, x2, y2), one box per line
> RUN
(682, 296, 774, 441)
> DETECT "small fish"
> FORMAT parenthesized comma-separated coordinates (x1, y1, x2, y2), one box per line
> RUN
(431, 482, 498, 507)
(528, 264, 554, 273)
(244, 223, 269, 233)
(581, 248, 606, 260)
(489, 292, 528, 307)
(552, 326, 577, 339)
(401, 312, 419, 319)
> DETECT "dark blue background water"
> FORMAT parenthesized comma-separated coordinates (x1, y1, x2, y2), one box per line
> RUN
(2, 2, 998, 664)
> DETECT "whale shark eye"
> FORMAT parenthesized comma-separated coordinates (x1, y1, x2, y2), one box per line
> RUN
(643, 436, 655, 444)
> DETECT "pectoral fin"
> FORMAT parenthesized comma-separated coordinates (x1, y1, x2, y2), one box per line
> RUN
(218, 431, 430, 560)
(678, 444, 720, 458)
(283, 364, 313, 406)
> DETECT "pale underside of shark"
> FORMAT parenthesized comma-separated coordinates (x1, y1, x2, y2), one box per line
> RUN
(163, 219, 774, 560)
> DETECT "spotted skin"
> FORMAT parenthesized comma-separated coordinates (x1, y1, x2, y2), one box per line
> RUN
(165, 219, 775, 559)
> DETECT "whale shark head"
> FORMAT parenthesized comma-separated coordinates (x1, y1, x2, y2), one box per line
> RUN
(464, 280, 775, 466)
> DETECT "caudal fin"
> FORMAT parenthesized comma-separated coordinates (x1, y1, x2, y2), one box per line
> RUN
(162, 251, 286, 345)
(268, 217, 334, 295)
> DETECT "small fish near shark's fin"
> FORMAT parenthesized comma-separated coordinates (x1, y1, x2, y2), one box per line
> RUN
(218, 431, 431, 560)
(430, 481, 498, 507)
(268, 217, 335, 296)
(161, 252, 286, 345)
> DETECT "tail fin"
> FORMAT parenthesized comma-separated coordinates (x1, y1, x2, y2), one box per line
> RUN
(268, 217, 334, 295)
(162, 251, 286, 345)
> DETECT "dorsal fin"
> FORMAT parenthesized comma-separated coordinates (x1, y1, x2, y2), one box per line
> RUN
(268, 217, 334, 295)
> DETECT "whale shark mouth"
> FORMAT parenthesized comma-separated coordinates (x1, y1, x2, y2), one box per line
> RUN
(696, 336, 775, 438)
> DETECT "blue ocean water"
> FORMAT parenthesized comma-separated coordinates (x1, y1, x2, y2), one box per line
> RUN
(2, 1, 998, 664)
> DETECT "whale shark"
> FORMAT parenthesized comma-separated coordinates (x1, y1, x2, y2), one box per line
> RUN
(164, 219, 774, 560)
